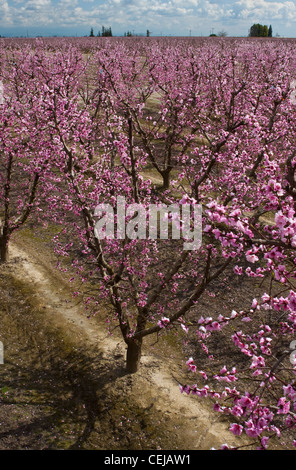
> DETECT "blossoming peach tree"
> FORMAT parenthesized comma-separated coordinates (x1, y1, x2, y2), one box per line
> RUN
(0, 43, 59, 262)
(1, 37, 296, 449)
(176, 41, 296, 450)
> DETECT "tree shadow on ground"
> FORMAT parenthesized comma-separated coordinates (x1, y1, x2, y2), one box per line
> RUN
(0, 268, 131, 449)
(0, 339, 129, 450)
(0, 266, 176, 451)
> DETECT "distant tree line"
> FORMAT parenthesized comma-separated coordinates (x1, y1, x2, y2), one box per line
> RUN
(124, 30, 151, 37)
(90, 26, 113, 37)
(208, 30, 228, 37)
(249, 24, 272, 37)
(89, 27, 152, 38)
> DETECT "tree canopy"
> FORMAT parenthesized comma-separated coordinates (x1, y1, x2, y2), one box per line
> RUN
(249, 23, 273, 37)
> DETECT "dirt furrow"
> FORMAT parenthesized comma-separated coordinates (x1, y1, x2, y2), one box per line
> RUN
(4, 242, 246, 450)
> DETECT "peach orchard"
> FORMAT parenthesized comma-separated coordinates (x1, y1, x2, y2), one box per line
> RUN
(1, 36, 296, 449)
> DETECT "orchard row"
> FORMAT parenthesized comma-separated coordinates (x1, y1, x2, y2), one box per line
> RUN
(1, 37, 296, 448)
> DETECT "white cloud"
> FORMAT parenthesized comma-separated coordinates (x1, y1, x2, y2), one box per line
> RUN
(234, 0, 296, 20)
(0, 0, 296, 36)
(0, 0, 13, 24)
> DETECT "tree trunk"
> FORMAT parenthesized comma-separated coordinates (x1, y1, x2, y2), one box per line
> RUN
(0, 235, 9, 263)
(126, 338, 143, 373)
(161, 169, 171, 190)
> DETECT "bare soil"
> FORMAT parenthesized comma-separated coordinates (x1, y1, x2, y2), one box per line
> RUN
(0, 231, 249, 451)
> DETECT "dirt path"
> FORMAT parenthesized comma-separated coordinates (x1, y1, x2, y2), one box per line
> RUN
(5, 241, 247, 450)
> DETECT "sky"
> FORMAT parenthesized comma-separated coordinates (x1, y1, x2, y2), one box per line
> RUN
(0, 0, 296, 38)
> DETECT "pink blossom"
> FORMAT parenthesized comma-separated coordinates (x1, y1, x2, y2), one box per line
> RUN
(181, 323, 189, 333)
(250, 355, 265, 370)
(220, 444, 230, 450)
(260, 436, 269, 449)
(230, 405, 244, 417)
(288, 291, 296, 312)
(229, 423, 243, 436)
(277, 397, 291, 414)
(246, 253, 259, 263)
(186, 357, 197, 373)
(157, 317, 170, 328)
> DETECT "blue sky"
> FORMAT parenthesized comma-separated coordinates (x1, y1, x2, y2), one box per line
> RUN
(0, 0, 296, 37)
